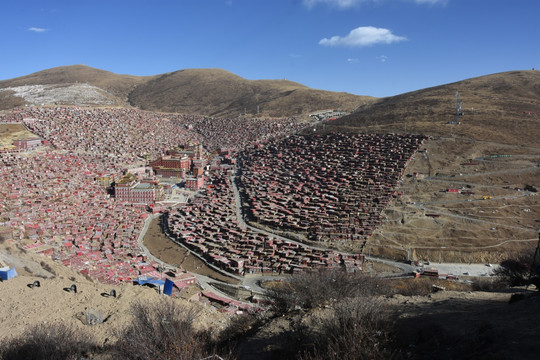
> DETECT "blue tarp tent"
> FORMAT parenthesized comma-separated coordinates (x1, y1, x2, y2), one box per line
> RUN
(133, 276, 165, 287)
(0, 267, 17, 281)
(163, 278, 174, 296)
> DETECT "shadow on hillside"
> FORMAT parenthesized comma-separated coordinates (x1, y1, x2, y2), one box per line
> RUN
(392, 292, 540, 359)
(236, 329, 298, 360)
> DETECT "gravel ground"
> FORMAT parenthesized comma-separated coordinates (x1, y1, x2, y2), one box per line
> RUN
(0, 83, 116, 106)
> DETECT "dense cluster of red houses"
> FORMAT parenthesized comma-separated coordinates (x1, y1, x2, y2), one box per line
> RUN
(4, 107, 200, 164)
(238, 133, 428, 246)
(0, 106, 314, 288)
(2, 106, 306, 156)
(0, 151, 152, 284)
(0, 104, 432, 312)
(184, 116, 306, 151)
(166, 173, 364, 275)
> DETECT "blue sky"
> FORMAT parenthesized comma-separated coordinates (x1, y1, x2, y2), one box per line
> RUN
(1, 0, 539, 97)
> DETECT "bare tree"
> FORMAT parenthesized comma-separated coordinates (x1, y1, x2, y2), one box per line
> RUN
(494, 255, 536, 287)
(265, 269, 387, 313)
(308, 298, 392, 360)
(113, 299, 219, 360)
(0, 322, 99, 360)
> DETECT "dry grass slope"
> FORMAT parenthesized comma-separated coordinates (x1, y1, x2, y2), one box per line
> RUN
(322, 70, 540, 263)
(0, 65, 373, 117)
(332, 70, 540, 146)
(128, 68, 370, 117)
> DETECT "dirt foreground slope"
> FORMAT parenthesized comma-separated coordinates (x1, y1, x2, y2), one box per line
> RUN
(0, 240, 228, 345)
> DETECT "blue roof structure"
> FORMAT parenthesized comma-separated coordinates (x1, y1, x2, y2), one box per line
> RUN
(134, 276, 165, 287)
(0, 267, 18, 281)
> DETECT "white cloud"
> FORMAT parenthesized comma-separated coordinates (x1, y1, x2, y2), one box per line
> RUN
(28, 27, 47, 33)
(303, 0, 448, 9)
(347, 58, 359, 63)
(319, 26, 406, 47)
(303, 0, 372, 9)
(377, 55, 388, 62)
(413, 0, 447, 4)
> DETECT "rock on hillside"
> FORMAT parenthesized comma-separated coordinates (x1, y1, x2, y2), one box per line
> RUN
(0, 65, 149, 103)
(0, 83, 119, 107)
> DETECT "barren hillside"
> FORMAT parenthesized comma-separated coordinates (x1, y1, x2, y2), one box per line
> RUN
(0, 65, 372, 117)
(0, 65, 150, 104)
(127, 68, 367, 117)
(331, 70, 540, 146)
(320, 70, 540, 263)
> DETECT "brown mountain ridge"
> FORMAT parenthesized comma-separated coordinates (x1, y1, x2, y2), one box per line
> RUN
(0, 65, 371, 117)
(330, 70, 540, 146)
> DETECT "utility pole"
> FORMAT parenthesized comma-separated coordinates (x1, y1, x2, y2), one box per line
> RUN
(454, 91, 464, 124)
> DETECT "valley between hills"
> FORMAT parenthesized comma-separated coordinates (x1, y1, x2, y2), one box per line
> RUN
(0, 66, 539, 359)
